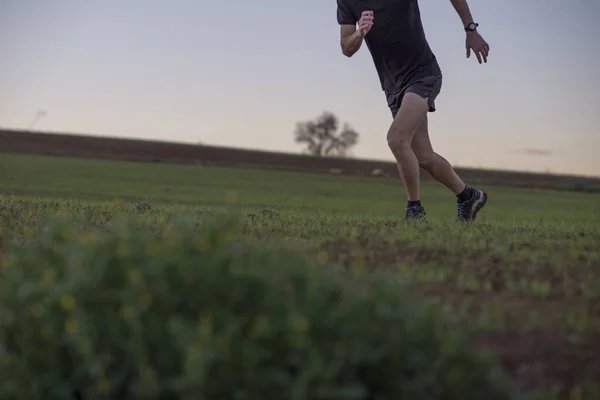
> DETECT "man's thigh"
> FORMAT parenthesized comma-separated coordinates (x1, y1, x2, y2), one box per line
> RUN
(387, 92, 429, 141)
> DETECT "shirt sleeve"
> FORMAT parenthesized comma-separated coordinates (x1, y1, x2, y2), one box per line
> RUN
(337, 0, 357, 25)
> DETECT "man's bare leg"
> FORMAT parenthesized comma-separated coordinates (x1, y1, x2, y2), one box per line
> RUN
(386, 92, 429, 203)
(411, 115, 466, 195)
(411, 114, 489, 222)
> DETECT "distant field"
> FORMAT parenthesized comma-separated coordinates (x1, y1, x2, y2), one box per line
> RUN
(2, 153, 599, 222)
(2, 128, 600, 191)
(1, 153, 600, 398)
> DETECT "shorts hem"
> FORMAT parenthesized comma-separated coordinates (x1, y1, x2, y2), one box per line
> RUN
(387, 74, 442, 118)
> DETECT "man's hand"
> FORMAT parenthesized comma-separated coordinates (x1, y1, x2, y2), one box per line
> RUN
(466, 30, 490, 64)
(358, 11, 374, 37)
(448, 0, 490, 64)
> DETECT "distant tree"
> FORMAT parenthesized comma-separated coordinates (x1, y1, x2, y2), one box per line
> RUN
(294, 111, 359, 157)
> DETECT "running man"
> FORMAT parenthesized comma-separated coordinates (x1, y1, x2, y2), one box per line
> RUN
(337, 0, 490, 222)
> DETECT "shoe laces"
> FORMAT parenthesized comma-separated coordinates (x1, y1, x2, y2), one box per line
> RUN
(405, 205, 425, 220)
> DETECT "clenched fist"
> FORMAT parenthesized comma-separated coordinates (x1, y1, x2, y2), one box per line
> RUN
(358, 11, 374, 37)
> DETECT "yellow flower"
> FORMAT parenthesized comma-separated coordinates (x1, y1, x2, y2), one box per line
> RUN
(23, 326, 33, 339)
(30, 304, 44, 318)
(231, 262, 244, 275)
(166, 235, 182, 248)
(65, 318, 79, 335)
(317, 251, 329, 263)
(119, 305, 134, 321)
(79, 232, 93, 245)
(146, 242, 161, 256)
(41, 269, 58, 288)
(189, 344, 204, 360)
(198, 313, 212, 335)
(127, 268, 142, 284)
(250, 316, 270, 338)
(1, 354, 13, 367)
(352, 253, 365, 269)
(60, 294, 77, 311)
(96, 378, 111, 394)
(196, 239, 211, 252)
(569, 387, 583, 400)
(112, 198, 125, 209)
(294, 315, 309, 333)
(225, 190, 239, 203)
(217, 336, 230, 353)
(334, 343, 346, 357)
(138, 292, 152, 307)
(116, 244, 127, 258)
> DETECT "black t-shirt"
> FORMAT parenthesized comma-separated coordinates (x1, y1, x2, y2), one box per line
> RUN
(337, 0, 441, 95)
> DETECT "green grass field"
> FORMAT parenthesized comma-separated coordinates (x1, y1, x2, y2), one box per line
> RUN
(1, 153, 600, 398)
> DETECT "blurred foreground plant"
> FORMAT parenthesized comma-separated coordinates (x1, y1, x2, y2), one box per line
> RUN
(0, 214, 522, 400)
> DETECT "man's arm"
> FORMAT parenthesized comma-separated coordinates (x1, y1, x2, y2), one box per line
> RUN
(337, 0, 373, 58)
(339, 12, 373, 57)
(448, 0, 475, 27)
(340, 26, 364, 57)
(448, 0, 490, 63)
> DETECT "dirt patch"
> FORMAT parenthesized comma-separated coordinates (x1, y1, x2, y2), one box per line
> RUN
(472, 331, 600, 392)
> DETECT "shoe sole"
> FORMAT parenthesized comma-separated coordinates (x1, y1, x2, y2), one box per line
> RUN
(468, 190, 488, 221)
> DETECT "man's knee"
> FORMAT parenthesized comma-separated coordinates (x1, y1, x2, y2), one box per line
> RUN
(416, 151, 436, 170)
(386, 132, 412, 151)
(387, 122, 417, 151)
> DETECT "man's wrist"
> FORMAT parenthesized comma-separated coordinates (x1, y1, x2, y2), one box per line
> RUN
(464, 21, 479, 32)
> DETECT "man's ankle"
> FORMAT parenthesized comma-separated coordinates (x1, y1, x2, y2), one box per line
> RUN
(407, 200, 422, 207)
(457, 185, 474, 202)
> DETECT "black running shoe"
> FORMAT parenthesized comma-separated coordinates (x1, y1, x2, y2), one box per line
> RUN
(404, 204, 427, 222)
(457, 188, 488, 222)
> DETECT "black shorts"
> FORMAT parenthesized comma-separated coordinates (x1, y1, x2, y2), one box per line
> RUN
(387, 74, 443, 119)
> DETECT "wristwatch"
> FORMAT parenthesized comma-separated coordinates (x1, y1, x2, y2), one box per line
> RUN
(464, 22, 479, 32)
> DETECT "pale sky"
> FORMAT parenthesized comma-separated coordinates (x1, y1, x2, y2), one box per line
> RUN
(1, 0, 599, 177)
